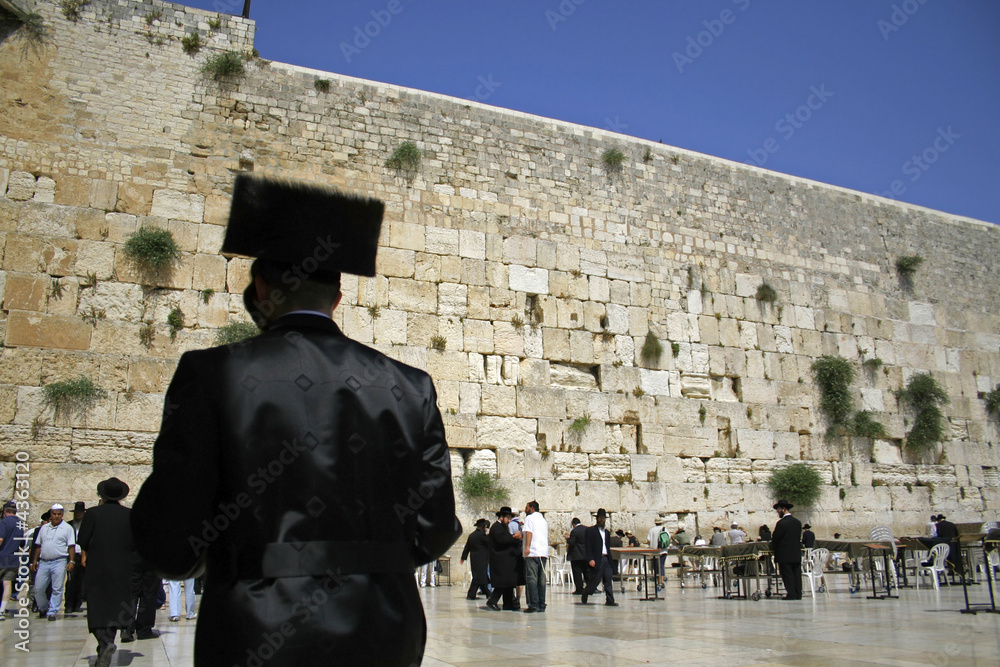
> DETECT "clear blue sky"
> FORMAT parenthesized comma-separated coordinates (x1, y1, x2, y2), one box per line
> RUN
(183, 1, 999, 224)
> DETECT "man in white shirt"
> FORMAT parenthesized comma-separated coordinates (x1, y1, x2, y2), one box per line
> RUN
(522, 501, 548, 613)
(31, 503, 76, 621)
(727, 523, 746, 545)
(646, 517, 668, 591)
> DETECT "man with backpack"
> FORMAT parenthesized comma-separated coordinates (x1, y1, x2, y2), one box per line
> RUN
(647, 518, 670, 592)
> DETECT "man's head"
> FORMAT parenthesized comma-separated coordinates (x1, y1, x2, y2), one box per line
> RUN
(2, 503, 15, 517)
(803, 524, 812, 531)
(496, 506, 514, 524)
(251, 258, 342, 325)
(713, 526, 722, 533)
(937, 514, 946, 522)
(475, 518, 489, 531)
(525, 501, 539, 515)
(731, 523, 738, 529)
(72, 501, 86, 521)
(49, 504, 65, 526)
(930, 514, 938, 522)
(595, 508, 607, 527)
(773, 499, 793, 517)
(571, 518, 581, 527)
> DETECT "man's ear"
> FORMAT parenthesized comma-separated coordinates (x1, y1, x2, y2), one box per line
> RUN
(332, 290, 343, 312)
(254, 274, 270, 303)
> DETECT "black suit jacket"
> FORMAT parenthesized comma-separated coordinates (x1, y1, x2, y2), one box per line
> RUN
(936, 520, 958, 540)
(488, 521, 522, 587)
(801, 529, 816, 549)
(584, 525, 611, 563)
(770, 514, 803, 563)
(461, 529, 490, 582)
(567, 524, 588, 561)
(131, 314, 461, 666)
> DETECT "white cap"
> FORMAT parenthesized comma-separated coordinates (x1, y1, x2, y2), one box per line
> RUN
(731, 523, 738, 528)
(51, 503, 65, 511)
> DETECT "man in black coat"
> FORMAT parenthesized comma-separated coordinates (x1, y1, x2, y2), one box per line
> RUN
(567, 517, 588, 594)
(935, 514, 960, 571)
(131, 176, 461, 667)
(76, 478, 135, 667)
(460, 519, 491, 600)
(485, 507, 522, 611)
(801, 524, 816, 549)
(581, 508, 617, 606)
(770, 499, 803, 600)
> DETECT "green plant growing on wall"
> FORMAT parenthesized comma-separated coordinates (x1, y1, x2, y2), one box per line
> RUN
(862, 357, 884, 373)
(207, 14, 223, 30)
(511, 315, 524, 329)
(671, 342, 680, 358)
(386, 141, 421, 171)
(50, 280, 65, 300)
(138, 322, 155, 350)
(643, 148, 653, 163)
(17, 11, 48, 42)
(568, 415, 590, 440)
(811, 355, 855, 437)
(80, 305, 105, 327)
(897, 372, 949, 452)
(367, 305, 381, 320)
(430, 334, 447, 351)
(633, 386, 644, 398)
(601, 148, 625, 174)
(852, 410, 887, 439)
(458, 470, 509, 509)
(200, 288, 214, 304)
(895, 255, 924, 276)
(699, 404, 707, 424)
(985, 385, 1000, 418)
(314, 78, 331, 93)
(167, 307, 184, 341)
(181, 33, 202, 54)
(756, 282, 778, 303)
(202, 50, 246, 78)
(122, 227, 181, 275)
(43, 375, 106, 419)
(640, 331, 663, 366)
(59, 0, 90, 22)
(215, 321, 259, 345)
(768, 463, 823, 508)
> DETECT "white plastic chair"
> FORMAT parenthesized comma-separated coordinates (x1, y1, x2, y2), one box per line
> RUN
(548, 555, 568, 586)
(868, 527, 898, 589)
(917, 543, 951, 590)
(804, 548, 830, 597)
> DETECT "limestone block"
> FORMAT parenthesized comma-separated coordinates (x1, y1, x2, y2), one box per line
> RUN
(549, 363, 597, 390)
(579, 249, 607, 277)
(17, 203, 78, 238)
(504, 236, 536, 265)
(116, 182, 155, 215)
(459, 229, 486, 260)
(735, 273, 761, 298)
(466, 449, 498, 476)
(77, 281, 145, 322)
(459, 318, 491, 354)
(443, 413, 476, 448)
(192, 253, 228, 291)
(497, 448, 525, 479)
(388, 221, 425, 252)
(614, 334, 635, 367)
(700, 316, 720, 346)
(681, 457, 706, 483)
(565, 392, 609, 424)
(841, 486, 892, 513)
(425, 350, 469, 382)
(888, 484, 931, 513)
(742, 378, 776, 404)
(662, 426, 717, 458)
(552, 452, 590, 480)
(6, 171, 36, 201)
(589, 454, 631, 481)
(493, 322, 524, 357)
(773, 431, 799, 460)
(639, 369, 675, 397)
(774, 325, 794, 354)
(589, 276, 610, 302)
(706, 458, 753, 484)
(3, 273, 49, 312)
(195, 223, 225, 255)
(425, 227, 459, 256)
(388, 278, 437, 313)
(114, 251, 193, 290)
(736, 429, 774, 459)
(680, 373, 711, 399)
(541, 327, 570, 361)
(517, 386, 566, 419)
(150, 189, 205, 223)
(794, 306, 815, 331)
(0, 168, 8, 201)
(33, 177, 56, 204)
(113, 393, 164, 432)
(476, 416, 536, 451)
(859, 387, 885, 413)
(915, 465, 957, 487)
(481, 384, 516, 416)
(631, 455, 658, 483)
(377, 247, 415, 278)
(569, 329, 593, 363)
(711, 375, 739, 402)
(450, 450, 465, 477)
(908, 301, 936, 326)
(520, 358, 550, 387)
(666, 311, 688, 342)
(438, 282, 467, 316)
(195, 292, 231, 329)
(687, 289, 702, 315)
(508, 265, 549, 294)
(6, 312, 92, 351)
(718, 319, 739, 348)
(74, 240, 116, 281)
(90, 181, 119, 212)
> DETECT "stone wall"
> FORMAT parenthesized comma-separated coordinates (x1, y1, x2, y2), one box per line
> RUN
(1, 0, 999, 544)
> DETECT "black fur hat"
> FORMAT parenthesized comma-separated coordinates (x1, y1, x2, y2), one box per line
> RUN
(222, 174, 385, 278)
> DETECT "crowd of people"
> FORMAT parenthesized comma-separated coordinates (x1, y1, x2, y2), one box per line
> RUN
(0, 478, 198, 667)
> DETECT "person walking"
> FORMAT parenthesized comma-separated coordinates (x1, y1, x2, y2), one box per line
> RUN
(460, 519, 491, 600)
(770, 499, 803, 600)
(131, 175, 461, 666)
(581, 509, 617, 607)
(0, 502, 25, 620)
(522, 501, 548, 613)
(567, 518, 588, 595)
(31, 503, 76, 621)
(76, 478, 136, 667)
(64, 501, 87, 614)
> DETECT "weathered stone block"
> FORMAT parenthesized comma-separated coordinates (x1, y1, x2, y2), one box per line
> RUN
(116, 182, 155, 215)
(508, 265, 549, 294)
(150, 189, 206, 223)
(6, 312, 92, 351)
(476, 416, 537, 451)
(6, 171, 36, 201)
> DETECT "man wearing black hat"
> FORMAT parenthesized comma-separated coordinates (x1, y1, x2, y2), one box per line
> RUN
(77, 478, 135, 667)
(581, 509, 618, 606)
(770, 499, 803, 600)
(460, 519, 492, 600)
(567, 518, 588, 595)
(131, 175, 461, 666)
(801, 524, 816, 549)
(64, 501, 87, 614)
(485, 507, 522, 611)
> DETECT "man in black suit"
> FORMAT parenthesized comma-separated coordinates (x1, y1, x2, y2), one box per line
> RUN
(770, 499, 803, 600)
(460, 519, 491, 600)
(567, 518, 588, 595)
(485, 507, 522, 611)
(801, 524, 816, 549)
(131, 175, 461, 667)
(935, 514, 960, 571)
(581, 508, 618, 606)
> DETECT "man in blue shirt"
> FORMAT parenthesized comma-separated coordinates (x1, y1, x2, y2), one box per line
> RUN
(0, 502, 26, 619)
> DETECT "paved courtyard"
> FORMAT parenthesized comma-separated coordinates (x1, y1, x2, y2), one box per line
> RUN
(1, 579, 998, 666)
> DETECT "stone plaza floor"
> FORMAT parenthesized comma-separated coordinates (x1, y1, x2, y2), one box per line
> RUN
(1, 578, 999, 666)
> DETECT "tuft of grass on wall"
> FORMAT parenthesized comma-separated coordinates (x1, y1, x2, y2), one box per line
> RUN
(768, 463, 823, 508)
(601, 147, 625, 174)
(202, 50, 246, 78)
(756, 282, 778, 303)
(122, 227, 181, 275)
(59, 0, 90, 22)
(386, 141, 421, 171)
(43, 375, 106, 418)
(852, 410, 887, 439)
(811, 355, 855, 437)
(181, 33, 202, 54)
(640, 331, 663, 366)
(215, 321, 259, 345)
(895, 255, 924, 276)
(167, 307, 184, 341)
(314, 78, 331, 93)
(897, 373, 949, 451)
